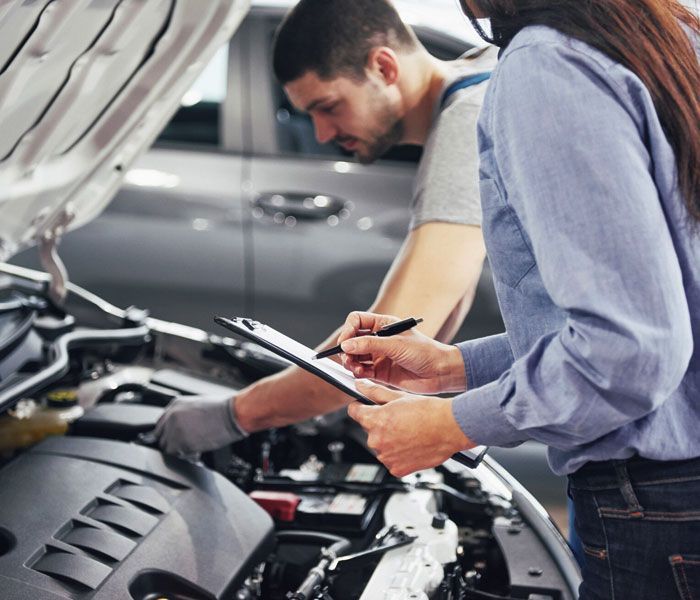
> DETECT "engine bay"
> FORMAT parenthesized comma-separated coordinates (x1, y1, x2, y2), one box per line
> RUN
(0, 269, 578, 600)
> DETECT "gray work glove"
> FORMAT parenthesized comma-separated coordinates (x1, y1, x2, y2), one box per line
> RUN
(154, 395, 248, 455)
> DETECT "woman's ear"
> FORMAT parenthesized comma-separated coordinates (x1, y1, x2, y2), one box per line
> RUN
(366, 47, 400, 86)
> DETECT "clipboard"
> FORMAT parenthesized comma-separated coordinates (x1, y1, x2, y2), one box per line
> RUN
(215, 316, 488, 469)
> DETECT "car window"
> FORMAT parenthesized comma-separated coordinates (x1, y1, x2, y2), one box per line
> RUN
(156, 46, 228, 147)
(272, 35, 468, 164)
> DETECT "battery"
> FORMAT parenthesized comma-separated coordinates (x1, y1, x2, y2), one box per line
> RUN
(295, 491, 382, 532)
(263, 463, 389, 533)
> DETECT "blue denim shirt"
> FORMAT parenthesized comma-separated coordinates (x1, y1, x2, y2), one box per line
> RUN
(452, 25, 700, 476)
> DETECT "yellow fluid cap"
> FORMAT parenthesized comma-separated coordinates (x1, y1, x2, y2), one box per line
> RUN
(46, 390, 78, 408)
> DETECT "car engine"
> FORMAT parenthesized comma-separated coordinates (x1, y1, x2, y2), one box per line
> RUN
(0, 266, 578, 600)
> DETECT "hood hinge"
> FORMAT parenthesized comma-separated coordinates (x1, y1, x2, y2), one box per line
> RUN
(37, 209, 75, 306)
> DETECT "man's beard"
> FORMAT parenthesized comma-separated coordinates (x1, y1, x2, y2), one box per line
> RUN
(355, 116, 404, 164)
(345, 92, 404, 164)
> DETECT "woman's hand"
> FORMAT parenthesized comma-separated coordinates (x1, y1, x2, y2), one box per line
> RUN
(348, 381, 476, 477)
(337, 311, 467, 394)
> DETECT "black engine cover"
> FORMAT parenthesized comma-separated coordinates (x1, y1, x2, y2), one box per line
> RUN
(0, 436, 274, 599)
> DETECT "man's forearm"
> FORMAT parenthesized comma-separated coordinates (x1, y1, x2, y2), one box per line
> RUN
(234, 328, 351, 432)
(432, 285, 478, 344)
(234, 365, 351, 432)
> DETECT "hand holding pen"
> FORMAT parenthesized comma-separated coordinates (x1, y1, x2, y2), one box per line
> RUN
(314, 316, 423, 360)
(331, 311, 467, 395)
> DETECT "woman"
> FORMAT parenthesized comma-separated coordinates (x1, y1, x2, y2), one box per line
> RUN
(336, 1, 700, 598)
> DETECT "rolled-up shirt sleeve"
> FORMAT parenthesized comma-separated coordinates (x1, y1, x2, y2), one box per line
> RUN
(452, 42, 693, 450)
(457, 333, 514, 390)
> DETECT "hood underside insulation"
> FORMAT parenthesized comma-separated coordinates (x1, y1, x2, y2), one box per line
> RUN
(0, 0, 247, 261)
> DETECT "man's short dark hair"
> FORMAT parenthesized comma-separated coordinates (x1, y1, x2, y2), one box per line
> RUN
(273, 0, 419, 84)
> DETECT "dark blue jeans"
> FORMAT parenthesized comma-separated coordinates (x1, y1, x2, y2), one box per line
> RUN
(568, 455, 700, 600)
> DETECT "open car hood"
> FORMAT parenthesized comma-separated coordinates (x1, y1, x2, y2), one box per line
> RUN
(0, 0, 248, 262)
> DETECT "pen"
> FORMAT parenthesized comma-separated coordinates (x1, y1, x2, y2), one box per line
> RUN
(313, 317, 423, 360)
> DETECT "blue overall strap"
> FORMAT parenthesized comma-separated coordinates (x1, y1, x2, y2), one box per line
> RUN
(440, 72, 491, 109)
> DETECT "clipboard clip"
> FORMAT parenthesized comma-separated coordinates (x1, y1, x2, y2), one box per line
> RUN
(242, 318, 257, 331)
(224, 317, 260, 332)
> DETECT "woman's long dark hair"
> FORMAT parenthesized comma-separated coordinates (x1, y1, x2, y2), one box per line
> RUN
(462, 0, 700, 221)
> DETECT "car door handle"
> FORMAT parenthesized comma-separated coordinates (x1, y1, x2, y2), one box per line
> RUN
(253, 192, 348, 221)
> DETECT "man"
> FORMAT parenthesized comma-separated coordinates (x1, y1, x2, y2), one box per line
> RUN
(155, 0, 496, 453)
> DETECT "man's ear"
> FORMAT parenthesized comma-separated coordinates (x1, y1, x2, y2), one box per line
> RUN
(367, 47, 400, 86)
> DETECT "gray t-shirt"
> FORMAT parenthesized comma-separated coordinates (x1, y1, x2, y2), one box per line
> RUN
(410, 46, 498, 230)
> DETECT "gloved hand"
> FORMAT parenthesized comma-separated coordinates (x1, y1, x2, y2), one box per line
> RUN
(154, 395, 248, 455)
